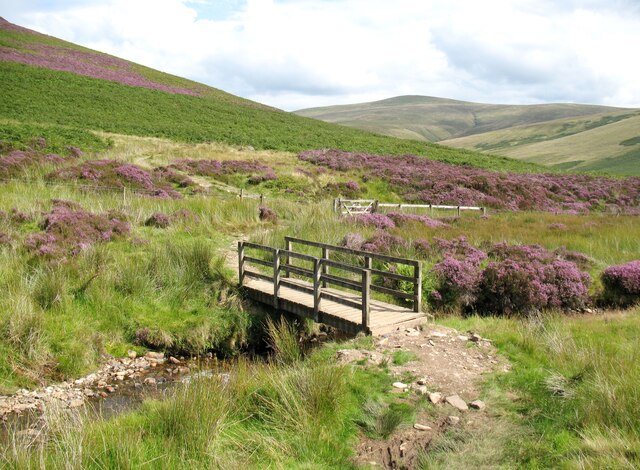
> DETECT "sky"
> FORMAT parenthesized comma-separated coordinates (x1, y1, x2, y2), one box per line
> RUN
(2, 0, 640, 111)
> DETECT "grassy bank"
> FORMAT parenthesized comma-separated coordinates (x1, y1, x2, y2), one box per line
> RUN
(426, 309, 640, 468)
(1, 322, 398, 469)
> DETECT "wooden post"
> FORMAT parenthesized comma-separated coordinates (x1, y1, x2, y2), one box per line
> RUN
(321, 247, 329, 288)
(429, 204, 433, 216)
(273, 249, 280, 310)
(240, 188, 244, 200)
(123, 186, 127, 205)
(260, 194, 264, 205)
(482, 207, 487, 216)
(361, 269, 371, 332)
(284, 238, 292, 278)
(373, 200, 379, 213)
(237, 242, 245, 286)
(457, 206, 461, 217)
(333, 198, 338, 213)
(414, 262, 422, 313)
(313, 258, 321, 321)
(364, 255, 372, 270)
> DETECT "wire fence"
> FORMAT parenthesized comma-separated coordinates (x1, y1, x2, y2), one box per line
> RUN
(0, 177, 266, 202)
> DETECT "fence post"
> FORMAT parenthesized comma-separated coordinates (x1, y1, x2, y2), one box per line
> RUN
(240, 188, 244, 199)
(361, 269, 371, 332)
(260, 194, 264, 205)
(273, 249, 280, 310)
(373, 200, 379, 213)
(414, 262, 422, 313)
(457, 206, 461, 217)
(364, 255, 372, 270)
(429, 204, 433, 216)
(337, 198, 342, 215)
(482, 207, 487, 216)
(321, 247, 329, 288)
(238, 242, 245, 286)
(313, 258, 321, 321)
(284, 238, 292, 278)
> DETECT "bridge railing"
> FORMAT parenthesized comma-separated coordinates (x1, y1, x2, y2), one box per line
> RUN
(238, 239, 422, 331)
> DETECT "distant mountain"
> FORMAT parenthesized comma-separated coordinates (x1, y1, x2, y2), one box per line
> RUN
(296, 96, 640, 175)
(0, 18, 543, 173)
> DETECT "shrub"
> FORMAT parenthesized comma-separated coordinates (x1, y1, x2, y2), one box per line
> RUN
(475, 257, 590, 316)
(24, 200, 130, 258)
(432, 257, 481, 310)
(50, 160, 184, 199)
(258, 206, 278, 223)
(352, 213, 395, 230)
(342, 233, 365, 251)
(601, 260, 640, 307)
(387, 212, 448, 228)
(361, 231, 407, 253)
(299, 149, 640, 213)
(0, 232, 11, 245)
(145, 212, 172, 229)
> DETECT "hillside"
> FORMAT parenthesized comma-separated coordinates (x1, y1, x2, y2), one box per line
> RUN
(0, 18, 542, 174)
(295, 95, 640, 175)
(442, 111, 640, 175)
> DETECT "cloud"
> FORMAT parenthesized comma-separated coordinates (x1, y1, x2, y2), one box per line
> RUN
(5, 0, 640, 109)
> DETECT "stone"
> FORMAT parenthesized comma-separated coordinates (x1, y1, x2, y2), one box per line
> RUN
(169, 356, 181, 364)
(446, 416, 460, 425)
(68, 399, 84, 408)
(145, 351, 164, 360)
(469, 333, 482, 343)
(457, 335, 469, 341)
(392, 382, 408, 390)
(429, 332, 447, 338)
(469, 400, 486, 410)
(445, 394, 469, 411)
(414, 385, 428, 395)
(127, 350, 137, 359)
(143, 377, 156, 385)
(429, 392, 442, 404)
(405, 328, 420, 337)
(416, 377, 428, 385)
(105, 386, 116, 393)
(413, 423, 432, 431)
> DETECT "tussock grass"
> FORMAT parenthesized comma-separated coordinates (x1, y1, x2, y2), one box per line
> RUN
(439, 309, 640, 468)
(0, 345, 387, 469)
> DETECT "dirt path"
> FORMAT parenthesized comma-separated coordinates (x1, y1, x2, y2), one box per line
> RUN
(336, 323, 507, 469)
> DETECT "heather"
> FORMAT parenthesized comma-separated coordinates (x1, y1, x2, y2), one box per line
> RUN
(49, 159, 187, 198)
(299, 149, 640, 212)
(24, 200, 130, 257)
(144, 212, 172, 228)
(601, 260, 640, 307)
(0, 146, 81, 180)
(0, 18, 198, 96)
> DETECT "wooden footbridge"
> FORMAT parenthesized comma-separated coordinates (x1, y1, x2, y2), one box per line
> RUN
(238, 237, 426, 335)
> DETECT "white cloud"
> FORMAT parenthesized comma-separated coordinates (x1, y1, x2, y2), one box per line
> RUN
(5, 0, 640, 109)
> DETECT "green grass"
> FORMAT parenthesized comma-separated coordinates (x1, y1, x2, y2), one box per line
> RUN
(0, 120, 111, 154)
(0, 320, 401, 469)
(435, 310, 640, 469)
(0, 61, 547, 174)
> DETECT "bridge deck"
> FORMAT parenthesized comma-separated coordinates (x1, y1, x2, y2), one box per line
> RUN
(243, 275, 425, 336)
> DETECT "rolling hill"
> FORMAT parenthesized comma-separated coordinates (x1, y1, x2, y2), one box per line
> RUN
(296, 95, 640, 175)
(0, 18, 542, 174)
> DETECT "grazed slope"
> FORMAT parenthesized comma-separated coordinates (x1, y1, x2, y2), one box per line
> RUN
(0, 18, 544, 173)
(295, 95, 628, 142)
(443, 112, 640, 175)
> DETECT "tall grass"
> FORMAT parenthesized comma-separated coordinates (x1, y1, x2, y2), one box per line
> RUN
(438, 309, 640, 468)
(0, 346, 375, 468)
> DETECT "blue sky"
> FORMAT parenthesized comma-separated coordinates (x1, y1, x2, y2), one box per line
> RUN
(2, 0, 640, 110)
